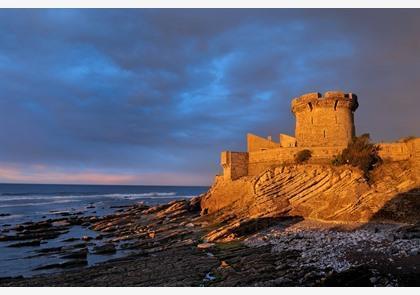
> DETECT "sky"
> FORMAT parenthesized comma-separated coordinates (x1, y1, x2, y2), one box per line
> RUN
(0, 9, 419, 186)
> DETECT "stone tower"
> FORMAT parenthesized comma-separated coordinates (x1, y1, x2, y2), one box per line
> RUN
(291, 91, 358, 147)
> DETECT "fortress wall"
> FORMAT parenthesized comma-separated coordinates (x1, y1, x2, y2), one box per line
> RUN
(404, 139, 420, 184)
(221, 139, 420, 181)
(295, 107, 354, 147)
(247, 146, 345, 176)
(221, 151, 249, 181)
(309, 146, 346, 161)
(411, 139, 420, 183)
(247, 133, 281, 152)
(378, 142, 411, 161)
(279, 134, 297, 147)
(248, 147, 296, 175)
(378, 139, 420, 184)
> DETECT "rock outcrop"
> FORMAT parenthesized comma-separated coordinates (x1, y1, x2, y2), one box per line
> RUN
(1, 181, 418, 287)
(201, 161, 419, 228)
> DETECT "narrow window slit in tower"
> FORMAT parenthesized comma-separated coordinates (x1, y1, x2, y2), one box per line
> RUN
(334, 100, 338, 111)
(323, 130, 326, 138)
(311, 116, 313, 124)
(308, 102, 313, 111)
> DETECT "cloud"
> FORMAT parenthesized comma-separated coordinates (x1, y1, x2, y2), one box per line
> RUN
(0, 163, 209, 185)
(0, 9, 419, 185)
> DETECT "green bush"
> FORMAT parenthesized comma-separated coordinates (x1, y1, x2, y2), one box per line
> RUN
(295, 149, 312, 163)
(332, 133, 382, 177)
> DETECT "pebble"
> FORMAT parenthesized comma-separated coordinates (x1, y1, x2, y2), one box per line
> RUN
(197, 242, 215, 249)
(220, 260, 229, 268)
(244, 222, 420, 274)
(203, 272, 216, 281)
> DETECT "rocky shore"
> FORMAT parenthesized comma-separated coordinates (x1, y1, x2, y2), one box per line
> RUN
(0, 195, 418, 287)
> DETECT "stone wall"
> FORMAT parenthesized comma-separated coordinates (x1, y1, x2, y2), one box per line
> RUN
(279, 133, 297, 147)
(411, 139, 420, 183)
(378, 142, 412, 161)
(221, 140, 420, 181)
(291, 91, 358, 147)
(247, 146, 345, 176)
(248, 147, 296, 175)
(247, 133, 281, 152)
(221, 151, 249, 181)
(378, 139, 420, 183)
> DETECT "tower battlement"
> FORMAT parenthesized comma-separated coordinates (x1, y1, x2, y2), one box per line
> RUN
(291, 91, 358, 114)
(291, 91, 358, 147)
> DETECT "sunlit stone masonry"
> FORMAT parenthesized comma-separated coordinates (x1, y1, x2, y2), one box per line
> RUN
(220, 91, 420, 180)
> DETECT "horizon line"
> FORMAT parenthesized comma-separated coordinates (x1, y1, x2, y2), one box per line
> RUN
(0, 182, 210, 187)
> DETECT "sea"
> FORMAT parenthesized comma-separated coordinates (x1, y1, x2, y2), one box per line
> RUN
(0, 183, 209, 278)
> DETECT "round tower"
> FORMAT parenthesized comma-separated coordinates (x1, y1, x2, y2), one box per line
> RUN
(291, 91, 358, 147)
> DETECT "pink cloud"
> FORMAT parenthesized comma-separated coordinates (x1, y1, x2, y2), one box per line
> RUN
(0, 165, 136, 184)
(0, 164, 211, 186)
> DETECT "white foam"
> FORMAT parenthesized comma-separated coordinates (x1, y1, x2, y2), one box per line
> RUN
(123, 194, 197, 200)
(0, 192, 178, 202)
(0, 214, 23, 220)
(0, 199, 77, 208)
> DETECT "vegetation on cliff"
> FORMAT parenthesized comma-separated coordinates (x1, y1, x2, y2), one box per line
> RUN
(294, 149, 312, 164)
(332, 133, 382, 177)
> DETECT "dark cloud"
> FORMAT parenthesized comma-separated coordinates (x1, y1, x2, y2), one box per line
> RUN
(0, 9, 419, 185)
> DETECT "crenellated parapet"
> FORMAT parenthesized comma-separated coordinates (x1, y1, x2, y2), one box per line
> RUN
(291, 91, 358, 114)
(291, 91, 358, 147)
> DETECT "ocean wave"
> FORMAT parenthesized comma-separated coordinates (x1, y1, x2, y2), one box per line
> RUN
(0, 199, 77, 208)
(0, 192, 178, 202)
(0, 214, 23, 220)
(118, 194, 197, 200)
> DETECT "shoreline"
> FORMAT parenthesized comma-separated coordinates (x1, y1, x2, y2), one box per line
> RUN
(0, 197, 419, 286)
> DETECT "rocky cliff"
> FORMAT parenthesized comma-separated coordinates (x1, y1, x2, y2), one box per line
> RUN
(201, 161, 419, 241)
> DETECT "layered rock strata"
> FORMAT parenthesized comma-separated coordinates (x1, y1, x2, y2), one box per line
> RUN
(201, 161, 419, 239)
